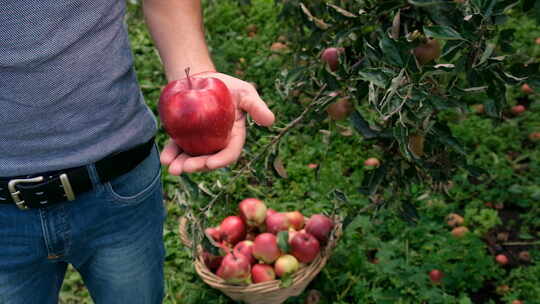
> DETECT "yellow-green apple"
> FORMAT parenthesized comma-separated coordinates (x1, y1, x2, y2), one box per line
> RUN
(158, 69, 235, 156)
(290, 232, 320, 263)
(233, 240, 256, 265)
(305, 214, 334, 244)
(239, 198, 267, 227)
(274, 254, 300, 277)
(286, 211, 305, 230)
(220, 216, 246, 246)
(265, 212, 291, 234)
(216, 252, 251, 284)
(251, 264, 276, 283)
(252, 233, 281, 264)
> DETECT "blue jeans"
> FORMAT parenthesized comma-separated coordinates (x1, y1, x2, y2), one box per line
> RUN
(0, 145, 166, 304)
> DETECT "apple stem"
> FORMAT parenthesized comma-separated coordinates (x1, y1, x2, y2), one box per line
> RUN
(185, 67, 192, 89)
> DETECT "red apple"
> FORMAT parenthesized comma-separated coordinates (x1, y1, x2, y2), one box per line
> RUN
(265, 212, 291, 234)
(512, 300, 524, 304)
(288, 228, 299, 243)
(511, 105, 526, 115)
(364, 157, 380, 168)
(233, 240, 256, 265)
(252, 233, 281, 264)
(496, 254, 509, 265)
(220, 216, 246, 246)
(521, 83, 534, 94)
(274, 254, 300, 277)
(251, 264, 276, 283)
(321, 47, 344, 71)
(239, 198, 267, 227)
(290, 232, 320, 263)
(205, 226, 222, 243)
(451, 226, 469, 238)
(158, 69, 235, 156)
(202, 251, 224, 272)
(307, 163, 318, 169)
(305, 214, 334, 244)
(326, 98, 353, 120)
(413, 39, 441, 65)
(429, 269, 444, 284)
(216, 252, 251, 284)
(266, 208, 277, 217)
(286, 211, 305, 230)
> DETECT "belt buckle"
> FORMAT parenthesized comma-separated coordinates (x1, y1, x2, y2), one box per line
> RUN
(8, 176, 44, 210)
(7, 174, 76, 210)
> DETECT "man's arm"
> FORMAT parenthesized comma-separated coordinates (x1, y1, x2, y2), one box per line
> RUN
(142, 0, 275, 175)
(143, 0, 215, 81)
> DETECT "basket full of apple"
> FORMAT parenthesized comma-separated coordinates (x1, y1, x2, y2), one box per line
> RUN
(178, 198, 342, 304)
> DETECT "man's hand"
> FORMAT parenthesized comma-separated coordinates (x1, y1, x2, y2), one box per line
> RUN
(159, 72, 275, 175)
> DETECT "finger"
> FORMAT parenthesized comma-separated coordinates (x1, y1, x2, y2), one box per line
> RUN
(206, 119, 247, 170)
(237, 91, 275, 127)
(160, 140, 181, 165)
(168, 153, 190, 176)
(182, 155, 210, 173)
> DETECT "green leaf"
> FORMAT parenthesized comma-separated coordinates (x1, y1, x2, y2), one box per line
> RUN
(358, 69, 389, 88)
(350, 110, 380, 139)
(359, 163, 388, 195)
(423, 25, 464, 40)
(277, 231, 290, 253)
(408, 0, 448, 7)
(379, 35, 404, 67)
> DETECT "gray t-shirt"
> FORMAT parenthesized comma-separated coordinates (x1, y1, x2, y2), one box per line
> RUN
(0, 0, 157, 176)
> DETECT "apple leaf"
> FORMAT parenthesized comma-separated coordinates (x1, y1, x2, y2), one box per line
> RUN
(423, 25, 464, 40)
(279, 273, 294, 288)
(277, 231, 290, 253)
(349, 110, 380, 139)
(273, 156, 289, 179)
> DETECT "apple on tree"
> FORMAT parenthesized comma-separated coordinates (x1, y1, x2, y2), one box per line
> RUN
(413, 39, 441, 65)
(158, 68, 235, 156)
(320, 47, 344, 71)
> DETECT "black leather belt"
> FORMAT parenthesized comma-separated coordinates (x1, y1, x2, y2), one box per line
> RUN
(0, 138, 155, 210)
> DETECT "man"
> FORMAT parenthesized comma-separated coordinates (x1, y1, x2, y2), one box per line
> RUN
(0, 0, 274, 303)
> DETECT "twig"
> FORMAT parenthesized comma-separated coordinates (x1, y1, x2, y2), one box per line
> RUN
(199, 84, 329, 214)
(503, 241, 540, 246)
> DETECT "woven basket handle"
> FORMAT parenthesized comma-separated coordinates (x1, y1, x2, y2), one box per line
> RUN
(178, 216, 193, 249)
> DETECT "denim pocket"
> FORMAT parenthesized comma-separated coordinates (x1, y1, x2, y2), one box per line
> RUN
(104, 144, 162, 205)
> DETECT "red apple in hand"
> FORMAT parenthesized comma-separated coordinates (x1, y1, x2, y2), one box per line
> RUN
(216, 252, 251, 284)
(220, 216, 246, 246)
(266, 212, 290, 234)
(239, 198, 267, 227)
(286, 211, 305, 230)
(234, 240, 256, 265)
(290, 232, 320, 263)
(158, 68, 235, 156)
(253, 233, 281, 264)
(274, 254, 300, 277)
(305, 214, 334, 244)
(251, 264, 276, 283)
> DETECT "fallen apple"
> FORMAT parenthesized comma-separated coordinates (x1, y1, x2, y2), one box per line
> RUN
(451, 226, 469, 238)
(239, 198, 267, 227)
(220, 216, 247, 246)
(305, 214, 334, 244)
(511, 105, 526, 115)
(252, 233, 281, 264)
(251, 264, 276, 283)
(528, 132, 540, 141)
(429, 269, 444, 284)
(521, 83, 534, 94)
(364, 157, 380, 168)
(290, 232, 320, 263)
(216, 252, 251, 284)
(446, 213, 464, 227)
(158, 68, 235, 156)
(496, 254, 509, 265)
(274, 254, 300, 278)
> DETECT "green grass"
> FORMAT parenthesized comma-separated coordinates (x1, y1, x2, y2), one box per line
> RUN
(59, 0, 540, 303)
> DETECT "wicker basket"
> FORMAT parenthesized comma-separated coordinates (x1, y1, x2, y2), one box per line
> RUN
(178, 216, 342, 304)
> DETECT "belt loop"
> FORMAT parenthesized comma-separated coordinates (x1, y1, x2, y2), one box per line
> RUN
(86, 163, 102, 189)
